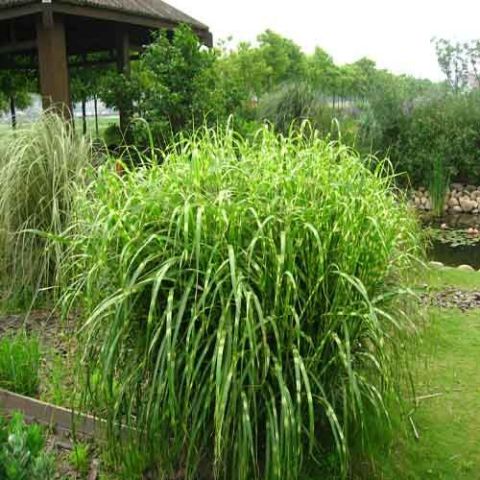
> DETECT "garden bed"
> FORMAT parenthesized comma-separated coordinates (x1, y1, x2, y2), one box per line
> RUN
(0, 309, 78, 407)
(0, 310, 111, 479)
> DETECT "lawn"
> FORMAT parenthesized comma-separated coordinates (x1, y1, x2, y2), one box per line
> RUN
(0, 114, 118, 140)
(374, 267, 480, 479)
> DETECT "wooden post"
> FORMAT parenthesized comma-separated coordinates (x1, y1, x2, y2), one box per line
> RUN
(94, 94, 99, 136)
(116, 26, 131, 134)
(9, 96, 16, 129)
(81, 98, 87, 134)
(36, 13, 71, 119)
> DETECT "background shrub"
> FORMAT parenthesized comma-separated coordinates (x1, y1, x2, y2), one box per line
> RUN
(258, 82, 322, 133)
(391, 91, 480, 186)
(62, 126, 421, 479)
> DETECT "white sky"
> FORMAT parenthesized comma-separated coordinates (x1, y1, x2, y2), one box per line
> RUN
(171, 0, 480, 81)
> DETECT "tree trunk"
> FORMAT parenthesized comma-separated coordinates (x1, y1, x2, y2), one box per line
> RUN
(10, 96, 16, 130)
(82, 98, 87, 135)
(94, 94, 99, 137)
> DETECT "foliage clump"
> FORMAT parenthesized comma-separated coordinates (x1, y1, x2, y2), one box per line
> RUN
(392, 91, 480, 186)
(0, 412, 55, 480)
(62, 126, 421, 479)
(0, 334, 40, 396)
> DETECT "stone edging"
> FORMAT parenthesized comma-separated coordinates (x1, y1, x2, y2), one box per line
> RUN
(411, 183, 480, 213)
(428, 261, 477, 272)
(0, 387, 103, 439)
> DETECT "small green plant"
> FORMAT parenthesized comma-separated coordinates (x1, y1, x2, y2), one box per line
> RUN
(69, 442, 90, 477)
(0, 334, 40, 396)
(0, 412, 55, 480)
(41, 348, 81, 409)
(429, 153, 450, 217)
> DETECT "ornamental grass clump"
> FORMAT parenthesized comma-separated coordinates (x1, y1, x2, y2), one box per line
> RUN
(0, 114, 91, 301)
(63, 126, 422, 479)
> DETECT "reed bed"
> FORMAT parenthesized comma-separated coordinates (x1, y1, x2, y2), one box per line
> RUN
(0, 114, 91, 302)
(61, 126, 421, 479)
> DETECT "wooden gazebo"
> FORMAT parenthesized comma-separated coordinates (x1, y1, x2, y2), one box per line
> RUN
(0, 0, 212, 121)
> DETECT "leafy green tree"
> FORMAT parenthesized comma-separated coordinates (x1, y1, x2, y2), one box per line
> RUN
(306, 47, 337, 96)
(215, 40, 271, 112)
(0, 69, 34, 128)
(102, 24, 224, 144)
(257, 30, 306, 87)
(348, 57, 378, 98)
(141, 25, 221, 134)
(69, 53, 116, 136)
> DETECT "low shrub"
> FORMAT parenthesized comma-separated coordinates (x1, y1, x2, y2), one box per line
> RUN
(102, 123, 124, 148)
(258, 82, 335, 136)
(0, 412, 55, 480)
(62, 126, 422, 479)
(0, 334, 41, 396)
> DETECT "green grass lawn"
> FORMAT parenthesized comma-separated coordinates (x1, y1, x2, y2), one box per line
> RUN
(0, 115, 118, 140)
(374, 267, 480, 479)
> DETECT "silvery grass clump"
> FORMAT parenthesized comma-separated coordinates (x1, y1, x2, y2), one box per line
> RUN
(62, 126, 422, 479)
(0, 114, 91, 302)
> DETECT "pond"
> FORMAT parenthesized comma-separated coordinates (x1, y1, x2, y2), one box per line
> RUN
(423, 214, 480, 269)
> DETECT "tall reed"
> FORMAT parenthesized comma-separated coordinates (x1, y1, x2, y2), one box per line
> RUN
(429, 153, 450, 217)
(0, 114, 91, 302)
(62, 125, 422, 479)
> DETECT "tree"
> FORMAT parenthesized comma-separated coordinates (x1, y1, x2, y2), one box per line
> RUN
(257, 30, 306, 87)
(433, 38, 469, 93)
(306, 47, 337, 96)
(215, 40, 272, 115)
(70, 56, 113, 136)
(467, 40, 480, 88)
(0, 68, 34, 128)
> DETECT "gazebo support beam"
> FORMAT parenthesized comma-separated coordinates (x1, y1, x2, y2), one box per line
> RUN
(36, 14, 71, 119)
(116, 26, 131, 134)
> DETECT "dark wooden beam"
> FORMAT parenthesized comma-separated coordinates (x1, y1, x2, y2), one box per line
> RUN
(50, 3, 213, 46)
(8, 20, 16, 42)
(36, 13, 71, 118)
(116, 25, 131, 133)
(0, 51, 37, 70)
(0, 51, 139, 71)
(116, 26, 130, 75)
(0, 40, 36, 55)
(0, 4, 42, 22)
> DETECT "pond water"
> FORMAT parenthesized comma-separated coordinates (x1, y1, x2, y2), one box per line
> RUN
(422, 213, 480, 268)
(430, 241, 480, 269)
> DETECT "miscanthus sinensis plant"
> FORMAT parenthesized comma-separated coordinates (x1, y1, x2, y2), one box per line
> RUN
(62, 126, 422, 479)
(0, 114, 91, 302)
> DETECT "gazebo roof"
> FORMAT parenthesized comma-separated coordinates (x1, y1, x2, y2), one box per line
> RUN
(0, 0, 208, 30)
(0, 0, 212, 45)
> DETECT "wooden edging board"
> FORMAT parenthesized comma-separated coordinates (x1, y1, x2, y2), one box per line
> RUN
(0, 387, 105, 439)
